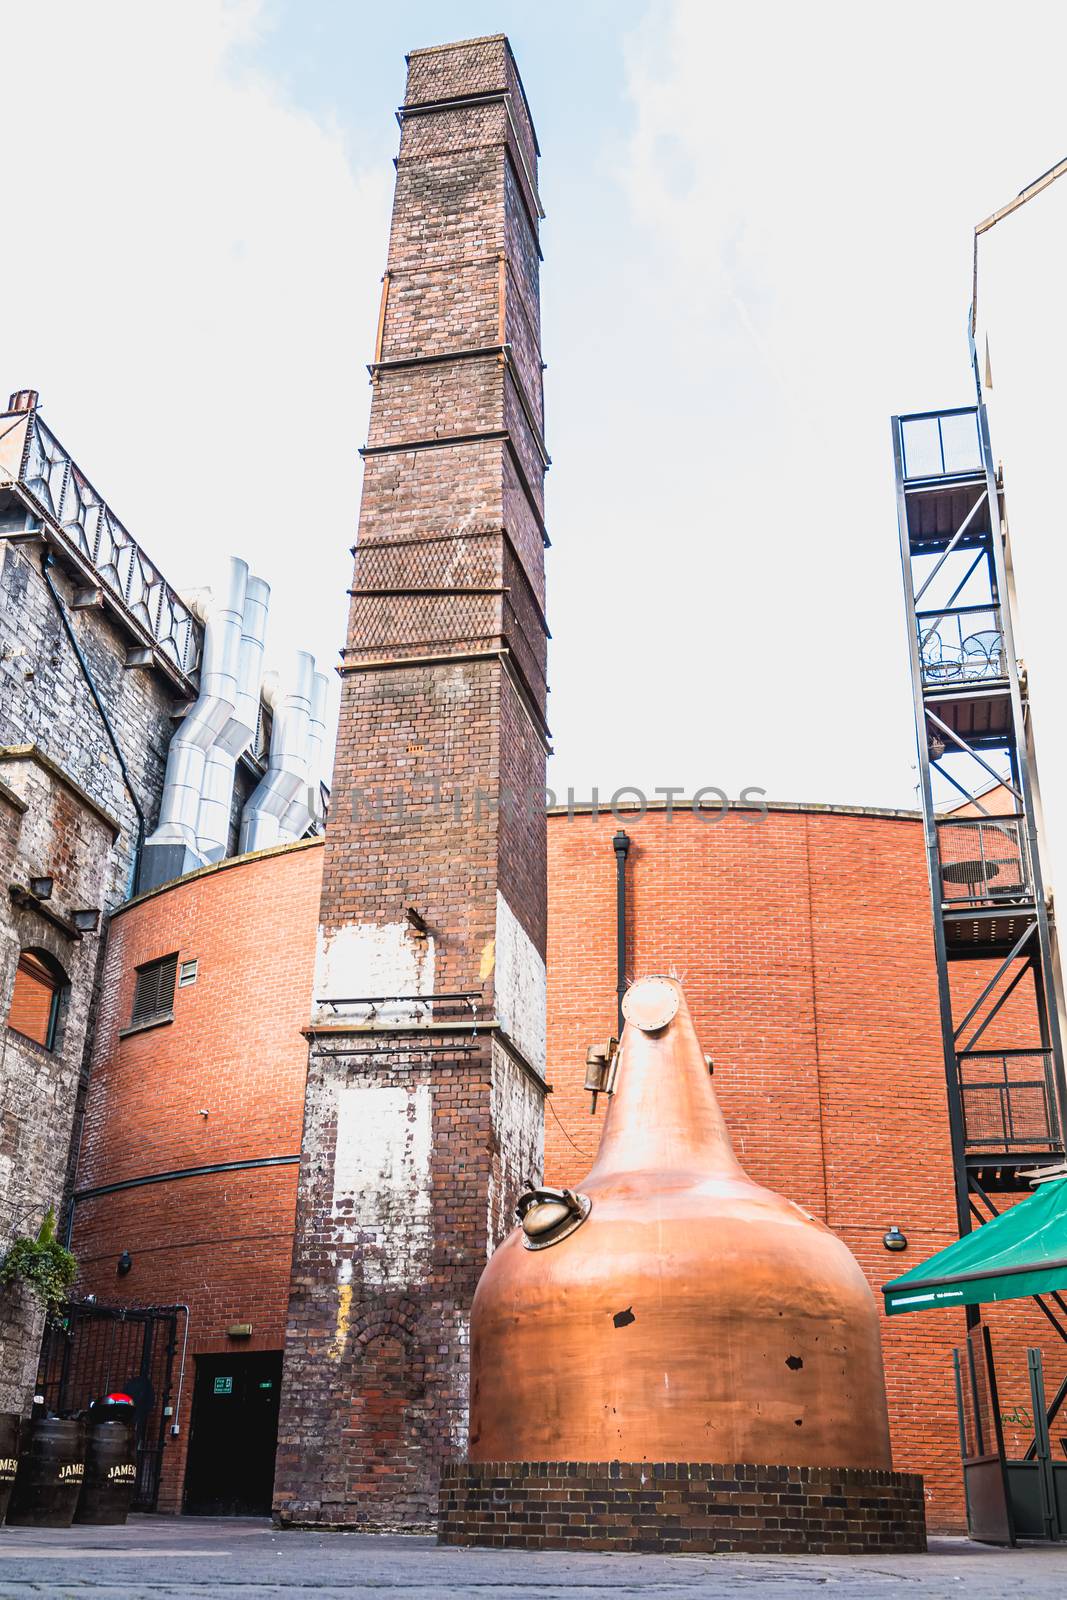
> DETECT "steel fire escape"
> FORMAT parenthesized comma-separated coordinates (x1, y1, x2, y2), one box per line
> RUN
(893, 404, 1067, 1232)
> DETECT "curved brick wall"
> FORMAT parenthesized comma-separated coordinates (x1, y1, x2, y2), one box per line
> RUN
(69, 806, 1064, 1529)
(70, 838, 323, 1512)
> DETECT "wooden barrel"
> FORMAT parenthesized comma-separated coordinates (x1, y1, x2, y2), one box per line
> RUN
(74, 1419, 137, 1525)
(7, 1417, 85, 1527)
(0, 1412, 21, 1524)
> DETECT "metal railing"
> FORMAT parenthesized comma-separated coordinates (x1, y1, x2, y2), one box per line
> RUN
(918, 605, 1005, 689)
(959, 1049, 1062, 1153)
(899, 407, 983, 481)
(937, 815, 1032, 905)
(2, 407, 200, 680)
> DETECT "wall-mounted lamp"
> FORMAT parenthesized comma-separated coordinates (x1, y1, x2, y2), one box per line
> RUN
(29, 875, 54, 901)
(72, 908, 101, 933)
(882, 1226, 908, 1253)
(117, 1250, 133, 1276)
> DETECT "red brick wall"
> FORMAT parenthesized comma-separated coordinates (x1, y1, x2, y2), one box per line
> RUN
(70, 802, 1065, 1530)
(71, 838, 323, 1512)
(544, 802, 1065, 1533)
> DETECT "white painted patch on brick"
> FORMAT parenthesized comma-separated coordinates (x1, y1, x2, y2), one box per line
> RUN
(486, 1038, 544, 1258)
(331, 1083, 433, 1288)
(450, 1316, 470, 1451)
(313, 921, 435, 1024)
(493, 891, 546, 1075)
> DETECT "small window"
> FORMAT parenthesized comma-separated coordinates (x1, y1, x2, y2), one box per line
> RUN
(178, 959, 198, 988)
(8, 950, 63, 1050)
(131, 953, 178, 1028)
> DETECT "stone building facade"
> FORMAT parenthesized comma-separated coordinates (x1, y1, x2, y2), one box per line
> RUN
(0, 390, 201, 1412)
(273, 36, 551, 1529)
(0, 390, 275, 1419)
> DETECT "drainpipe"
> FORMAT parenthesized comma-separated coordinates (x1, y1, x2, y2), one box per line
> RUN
(139, 558, 248, 892)
(196, 574, 271, 861)
(40, 551, 147, 898)
(613, 829, 630, 1037)
(239, 652, 315, 854)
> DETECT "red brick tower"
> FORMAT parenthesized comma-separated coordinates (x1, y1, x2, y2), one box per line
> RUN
(273, 36, 550, 1528)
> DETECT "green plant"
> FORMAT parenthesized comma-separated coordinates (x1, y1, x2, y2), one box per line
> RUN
(0, 1208, 76, 1318)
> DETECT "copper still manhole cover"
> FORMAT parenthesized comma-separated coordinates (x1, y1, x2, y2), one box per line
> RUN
(621, 977, 678, 1033)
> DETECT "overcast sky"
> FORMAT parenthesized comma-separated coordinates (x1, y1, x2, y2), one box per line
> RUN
(4, 0, 1065, 811)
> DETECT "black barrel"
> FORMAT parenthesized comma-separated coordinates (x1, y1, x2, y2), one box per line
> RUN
(74, 1419, 137, 1525)
(7, 1417, 85, 1527)
(0, 1412, 21, 1524)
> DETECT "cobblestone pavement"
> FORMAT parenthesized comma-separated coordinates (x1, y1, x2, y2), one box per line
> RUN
(1, 1518, 1067, 1598)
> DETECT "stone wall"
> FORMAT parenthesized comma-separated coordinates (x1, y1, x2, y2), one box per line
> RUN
(0, 746, 119, 1411)
(0, 540, 174, 908)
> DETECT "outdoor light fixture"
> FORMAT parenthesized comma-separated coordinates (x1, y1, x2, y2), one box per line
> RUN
(117, 1250, 133, 1276)
(882, 1226, 908, 1253)
(583, 1037, 619, 1112)
(72, 908, 101, 933)
(29, 875, 53, 900)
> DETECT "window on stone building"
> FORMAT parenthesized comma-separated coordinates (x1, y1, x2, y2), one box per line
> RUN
(7, 949, 65, 1050)
(130, 952, 179, 1028)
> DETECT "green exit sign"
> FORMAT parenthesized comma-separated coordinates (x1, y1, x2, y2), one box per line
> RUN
(213, 1376, 233, 1395)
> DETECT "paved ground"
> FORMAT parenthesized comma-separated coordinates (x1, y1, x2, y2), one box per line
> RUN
(1, 1517, 1067, 1598)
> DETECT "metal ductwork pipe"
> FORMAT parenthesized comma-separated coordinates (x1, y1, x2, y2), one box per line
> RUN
(281, 670, 329, 839)
(139, 558, 248, 892)
(239, 651, 315, 855)
(197, 574, 271, 861)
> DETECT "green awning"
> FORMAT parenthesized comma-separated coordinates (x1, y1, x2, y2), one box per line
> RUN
(883, 1176, 1067, 1315)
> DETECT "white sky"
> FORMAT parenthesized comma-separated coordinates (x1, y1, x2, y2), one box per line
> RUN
(3, 0, 1066, 812)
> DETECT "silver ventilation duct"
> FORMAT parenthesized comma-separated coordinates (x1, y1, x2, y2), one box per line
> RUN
(281, 670, 329, 839)
(239, 651, 315, 855)
(139, 557, 248, 893)
(197, 574, 271, 861)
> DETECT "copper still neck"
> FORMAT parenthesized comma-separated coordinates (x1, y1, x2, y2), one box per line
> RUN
(586, 976, 743, 1187)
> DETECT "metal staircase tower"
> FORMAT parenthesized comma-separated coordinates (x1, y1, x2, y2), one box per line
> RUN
(893, 403, 1067, 1235)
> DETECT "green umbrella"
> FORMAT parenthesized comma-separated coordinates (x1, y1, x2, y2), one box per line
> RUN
(883, 1176, 1067, 1315)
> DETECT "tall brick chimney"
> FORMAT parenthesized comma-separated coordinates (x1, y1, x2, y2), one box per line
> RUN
(273, 36, 550, 1529)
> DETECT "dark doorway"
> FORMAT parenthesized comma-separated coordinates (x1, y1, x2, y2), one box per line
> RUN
(184, 1351, 283, 1516)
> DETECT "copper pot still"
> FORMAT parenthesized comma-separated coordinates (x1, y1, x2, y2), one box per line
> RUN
(468, 977, 893, 1469)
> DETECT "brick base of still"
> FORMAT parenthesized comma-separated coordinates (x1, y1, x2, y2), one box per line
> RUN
(438, 1460, 927, 1555)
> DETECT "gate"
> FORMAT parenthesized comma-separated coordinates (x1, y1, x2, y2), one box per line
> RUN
(954, 1322, 1013, 1543)
(36, 1302, 179, 1511)
(955, 1326, 1067, 1542)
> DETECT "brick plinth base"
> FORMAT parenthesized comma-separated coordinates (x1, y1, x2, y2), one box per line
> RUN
(439, 1460, 927, 1554)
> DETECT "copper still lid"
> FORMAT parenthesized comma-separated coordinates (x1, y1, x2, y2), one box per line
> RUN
(468, 976, 893, 1469)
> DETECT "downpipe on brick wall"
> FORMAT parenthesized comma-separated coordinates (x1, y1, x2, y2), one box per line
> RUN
(40, 550, 147, 898)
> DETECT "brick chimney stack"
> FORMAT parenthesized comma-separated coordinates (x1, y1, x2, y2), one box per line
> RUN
(273, 36, 550, 1529)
